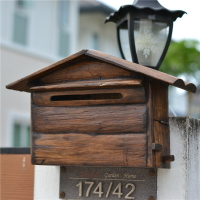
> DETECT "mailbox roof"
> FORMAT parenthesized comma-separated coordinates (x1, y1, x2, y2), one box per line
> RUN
(6, 49, 196, 93)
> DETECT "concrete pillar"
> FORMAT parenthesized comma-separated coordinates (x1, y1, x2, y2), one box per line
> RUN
(34, 117, 200, 200)
(34, 165, 60, 199)
(157, 117, 200, 200)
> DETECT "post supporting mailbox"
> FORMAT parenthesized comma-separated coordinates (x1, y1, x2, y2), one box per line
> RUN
(6, 49, 196, 169)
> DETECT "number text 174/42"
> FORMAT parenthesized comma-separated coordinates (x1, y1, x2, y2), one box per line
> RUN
(76, 181, 135, 199)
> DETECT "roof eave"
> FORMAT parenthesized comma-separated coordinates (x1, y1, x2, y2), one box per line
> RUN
(6, 49, 88, 92)
(6, 49, 196, 93)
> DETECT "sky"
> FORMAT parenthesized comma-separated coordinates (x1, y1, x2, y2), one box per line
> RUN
(98, 0, 200, 42)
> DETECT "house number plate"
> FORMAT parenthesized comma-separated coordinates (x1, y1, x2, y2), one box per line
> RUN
(59, 166, 157, 200)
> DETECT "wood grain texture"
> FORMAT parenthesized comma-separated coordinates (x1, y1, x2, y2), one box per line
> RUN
(6, 49, 196, 93)
(0, 154, 34, 200)
(162, 155, 175, 162)
(30, 78, 143, 91)
(32, 104, 147, 134)
(85, 50, 196, 93)
(6, 50, 87, 92)
(32, 133, 147, 167)
(32, 87, 146, 106)
(40, 59, 139, 84)
(151, 80, 170, 168)
(143, 79, 154, 168)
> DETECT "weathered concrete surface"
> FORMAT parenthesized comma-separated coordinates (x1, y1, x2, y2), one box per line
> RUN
(34, 117, 200, 200)
(157, 117, 200, 200)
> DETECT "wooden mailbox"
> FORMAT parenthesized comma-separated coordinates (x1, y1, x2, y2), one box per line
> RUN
(6, 49, 196, 168)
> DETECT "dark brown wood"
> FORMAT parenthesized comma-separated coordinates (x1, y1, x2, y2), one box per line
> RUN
(6, 49, 196, 93)
(185, 81, 197, 93)
(144, 80, 154, 168)
(162, 155, 175, 162)
(40, 59, 139, 84)
(30, 78, 143, 91)
(0, 154, 34, 200)
(151, 80, 170, 168)
(32, 104, 147, 134)
(85, 50, 196, 93)
(6, 49, 88, 92)
(32, 133, 147, 167)
(32, 87, 146, 106)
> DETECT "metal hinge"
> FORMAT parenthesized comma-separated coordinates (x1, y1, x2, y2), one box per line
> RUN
(152, 143, 162, 151)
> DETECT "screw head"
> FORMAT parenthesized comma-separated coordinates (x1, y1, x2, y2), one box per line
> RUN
(61, 166, 66, 173)
(60, 192, 65, 198)
(149, 169, 156, 177)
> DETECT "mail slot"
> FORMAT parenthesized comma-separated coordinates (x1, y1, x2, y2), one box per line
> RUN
(6, 49, 196, 168)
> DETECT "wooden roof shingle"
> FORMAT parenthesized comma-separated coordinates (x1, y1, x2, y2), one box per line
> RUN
(6, 49, 196, 93)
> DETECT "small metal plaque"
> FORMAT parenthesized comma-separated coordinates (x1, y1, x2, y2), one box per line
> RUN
(60, 166, 157, 200)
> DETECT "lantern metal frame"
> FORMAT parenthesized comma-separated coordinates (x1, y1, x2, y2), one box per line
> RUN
(105, 0, 186, 70)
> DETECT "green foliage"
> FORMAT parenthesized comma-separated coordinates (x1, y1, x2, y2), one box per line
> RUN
(160, 40, 200, 82)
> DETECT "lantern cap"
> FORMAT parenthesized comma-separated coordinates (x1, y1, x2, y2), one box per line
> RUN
(105, 0, 186, 23)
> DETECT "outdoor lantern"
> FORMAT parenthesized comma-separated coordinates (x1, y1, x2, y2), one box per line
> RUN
(105, 0, 186, 70)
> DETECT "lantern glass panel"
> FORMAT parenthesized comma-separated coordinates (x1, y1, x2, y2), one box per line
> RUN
(134, 19, 169, 67)
(119, 21, 132, 62)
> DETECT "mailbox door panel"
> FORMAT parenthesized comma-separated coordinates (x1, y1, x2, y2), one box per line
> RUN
(32, 104, 147, 134)
(32, 133, 147, 167)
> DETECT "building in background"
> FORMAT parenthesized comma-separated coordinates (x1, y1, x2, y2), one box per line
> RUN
(1, 0, 119, 147)
(1, 0, 199, 148)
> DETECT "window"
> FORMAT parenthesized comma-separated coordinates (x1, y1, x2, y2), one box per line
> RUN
(91, 33, 99, 50)
(58, 29, 70, 58)
(13, 12, 28, 45)
(16, 0, 26, 8)
(12, 0, 31, 46)
(60, 0, 69, 27)
(58, 0, 70, 58)
(7, 112, 31, 147)
(13, 122, 30, 147)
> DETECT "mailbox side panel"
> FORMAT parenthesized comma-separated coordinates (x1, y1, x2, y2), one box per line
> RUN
(151, 80, 170, 168)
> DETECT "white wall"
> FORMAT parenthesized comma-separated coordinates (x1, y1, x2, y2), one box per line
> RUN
(78, 12, 120, 57)
(29, 1, 58, 57)
(34, 166, 60, 200)
(0, 47, 52, 147)
(0, 1, 15, 43)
